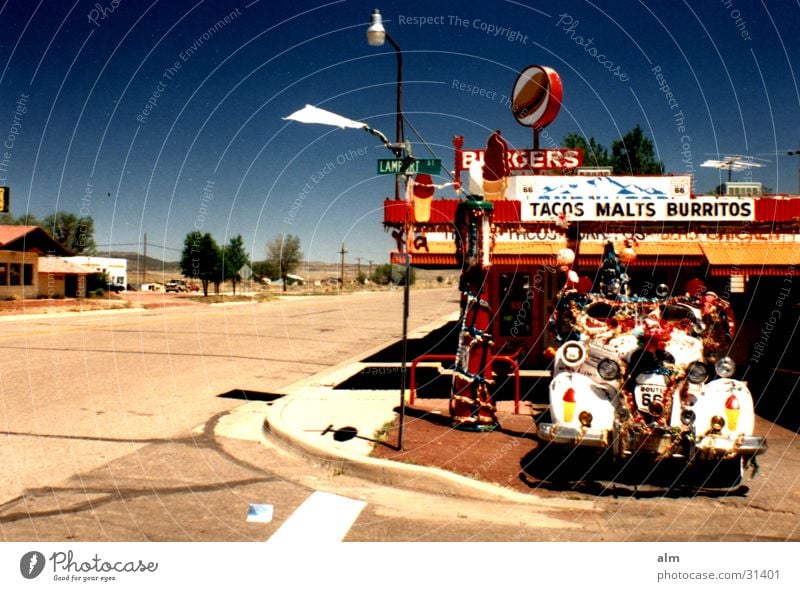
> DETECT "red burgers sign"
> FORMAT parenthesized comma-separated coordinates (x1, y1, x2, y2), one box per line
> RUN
(511, 65, 563, 129)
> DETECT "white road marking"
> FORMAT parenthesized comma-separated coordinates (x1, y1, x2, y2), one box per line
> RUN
(267, 491, 367, 543)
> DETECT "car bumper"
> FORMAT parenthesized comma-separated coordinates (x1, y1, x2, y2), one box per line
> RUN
(537, 423, 609, 448)
(537, 423, 767, 458)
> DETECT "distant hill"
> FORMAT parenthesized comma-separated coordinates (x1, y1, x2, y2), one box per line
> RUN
(105, 251, 180, 273)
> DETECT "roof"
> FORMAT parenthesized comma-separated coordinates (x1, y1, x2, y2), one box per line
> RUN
(701, 242, 800, 276)
(0, 225, 39, 245)
(0, 225, 73, 256)
(37, 257, 93, 275)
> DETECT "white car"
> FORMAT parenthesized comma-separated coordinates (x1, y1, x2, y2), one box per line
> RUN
(538, 287, 766, 488)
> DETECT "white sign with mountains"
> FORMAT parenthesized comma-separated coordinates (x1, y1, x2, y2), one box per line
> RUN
(506, 175, 753, 222)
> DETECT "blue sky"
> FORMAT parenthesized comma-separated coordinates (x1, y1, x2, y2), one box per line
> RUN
(0, 0, 798, 265)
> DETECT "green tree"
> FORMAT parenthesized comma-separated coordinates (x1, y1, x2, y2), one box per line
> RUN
(221, 234, 250, 295)
(562, 132, 612, 168)
(610, 124, 664, 175)
(0, 212, 41, 225)
(179, 231, 221, 296)
(370, 263, 416, 286)
(266, 234, 303, 292)
(42, 212, 97, 254)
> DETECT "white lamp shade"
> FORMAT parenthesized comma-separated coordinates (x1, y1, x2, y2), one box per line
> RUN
(366, 10, 386, 46)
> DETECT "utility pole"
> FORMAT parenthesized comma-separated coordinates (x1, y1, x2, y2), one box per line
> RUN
(356, 257, 362, 282)
(338, 243, 348, 287)
(368, 259, 373, 278)
(142, 232, 147, 285)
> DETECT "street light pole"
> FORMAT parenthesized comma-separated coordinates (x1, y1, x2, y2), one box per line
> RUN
(368, 8, 409, 450)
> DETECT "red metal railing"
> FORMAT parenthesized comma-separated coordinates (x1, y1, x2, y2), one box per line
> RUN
(409, 353, 522, 414)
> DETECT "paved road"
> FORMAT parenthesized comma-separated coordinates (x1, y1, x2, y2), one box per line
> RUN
(0, 288, 460, 541)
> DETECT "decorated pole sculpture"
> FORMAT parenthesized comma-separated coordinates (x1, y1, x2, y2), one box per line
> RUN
(449, 196, 498, 431)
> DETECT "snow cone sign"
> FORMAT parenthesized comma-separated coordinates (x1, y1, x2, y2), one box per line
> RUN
(511, 65, 563, 129)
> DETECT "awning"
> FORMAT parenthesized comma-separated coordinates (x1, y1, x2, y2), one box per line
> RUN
(401, 241, 707, 269)
(701, 242, 800, 276)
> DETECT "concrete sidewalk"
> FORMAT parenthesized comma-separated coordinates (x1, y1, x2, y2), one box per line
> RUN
(254, 319, 587, 508)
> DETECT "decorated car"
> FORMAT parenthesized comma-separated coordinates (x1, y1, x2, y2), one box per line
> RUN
(537, 242, 767, 487)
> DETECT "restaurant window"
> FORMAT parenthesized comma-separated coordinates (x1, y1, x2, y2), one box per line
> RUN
(23, 263, 33, 285)
(9, 263, 21, 286)
(0, 262, 7, 285)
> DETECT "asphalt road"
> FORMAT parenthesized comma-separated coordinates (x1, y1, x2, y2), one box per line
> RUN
(0, 288, 459, 541)
(1, 287, 798, 543)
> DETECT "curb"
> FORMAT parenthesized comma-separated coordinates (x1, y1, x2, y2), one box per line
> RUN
(262, 403, 593, 511)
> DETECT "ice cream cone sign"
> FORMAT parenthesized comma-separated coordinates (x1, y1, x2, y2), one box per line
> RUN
(482, 130, 509, 200)
(563, 387, 576, 423)
(411, 173, 435, 222)
(725, 395, 740, 432)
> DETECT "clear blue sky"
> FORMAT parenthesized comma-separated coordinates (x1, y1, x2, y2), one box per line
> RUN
(0, 0, 798, 265)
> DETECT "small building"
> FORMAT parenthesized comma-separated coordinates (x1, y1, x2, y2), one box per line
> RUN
(37, 257, 91, 298)
(0, 225, 73, 299)
(65, 256, 127, 290)
(0, 249, 38, 299)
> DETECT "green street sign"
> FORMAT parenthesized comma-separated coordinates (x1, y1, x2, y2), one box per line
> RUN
(377, 158, 441, 175)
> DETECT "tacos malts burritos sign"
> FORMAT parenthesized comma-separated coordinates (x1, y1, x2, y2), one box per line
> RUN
(507, 176, 755, 222)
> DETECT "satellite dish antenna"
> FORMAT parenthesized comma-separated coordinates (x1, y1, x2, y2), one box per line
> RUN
(700, 154, 768, 183)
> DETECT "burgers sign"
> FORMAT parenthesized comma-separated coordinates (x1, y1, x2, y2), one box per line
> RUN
(511, 65, 563, 129)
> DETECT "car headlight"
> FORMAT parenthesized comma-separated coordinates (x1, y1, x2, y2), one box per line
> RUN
(715, 357, 736, 378)
(597, 358, 620, 380)
(561, 342, 586, 368)
(686, 362, 708, 384)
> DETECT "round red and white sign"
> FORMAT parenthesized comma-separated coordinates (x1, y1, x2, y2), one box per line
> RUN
(511, 65, 563, 129)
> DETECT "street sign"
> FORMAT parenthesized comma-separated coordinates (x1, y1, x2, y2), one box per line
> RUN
(0, 186, 8, 213)
(377, 158, 441, 175)
(239, 264, 252, 280)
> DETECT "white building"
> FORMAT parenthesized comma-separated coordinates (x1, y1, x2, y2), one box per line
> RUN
(65, 256, 128, 289)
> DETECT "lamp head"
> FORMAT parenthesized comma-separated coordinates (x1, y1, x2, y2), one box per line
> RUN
(366, 9, 386, 46)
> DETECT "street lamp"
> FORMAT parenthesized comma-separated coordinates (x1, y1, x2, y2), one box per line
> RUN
(366, 9, 405, 175)
(368, 8, 409, 450)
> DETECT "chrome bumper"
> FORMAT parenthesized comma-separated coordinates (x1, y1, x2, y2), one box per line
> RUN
(538, 423, 768, 458)
(536, 423, 609, 448)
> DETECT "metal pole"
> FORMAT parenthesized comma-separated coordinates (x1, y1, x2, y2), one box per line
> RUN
(384, 31, 407, 450)
(385, 32, 403, 201)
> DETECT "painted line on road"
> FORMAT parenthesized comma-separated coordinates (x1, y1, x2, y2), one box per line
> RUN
(266, 491, 366, 543)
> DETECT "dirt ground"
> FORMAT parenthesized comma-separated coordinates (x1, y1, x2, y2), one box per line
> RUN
(0, 291, 206, 315)
(372, 399, 548, 494)
(370, 398, 766, 498)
